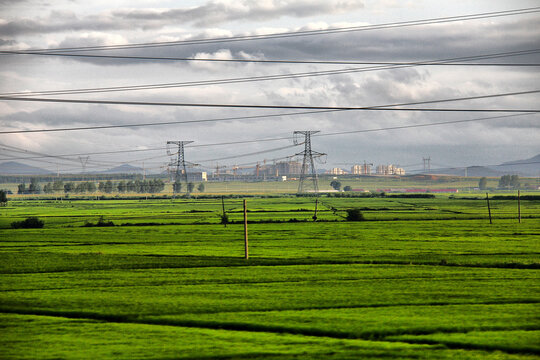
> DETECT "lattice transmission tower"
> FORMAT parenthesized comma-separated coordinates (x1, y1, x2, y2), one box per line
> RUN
(167, 141, 194, 194)
(293, 131, 326, 194)
(423, 156, 431, 173)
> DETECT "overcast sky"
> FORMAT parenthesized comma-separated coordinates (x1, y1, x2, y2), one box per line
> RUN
(0, 0, 539, 174)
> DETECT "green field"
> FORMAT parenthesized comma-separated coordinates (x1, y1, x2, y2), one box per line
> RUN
(1, 196, 539, 359)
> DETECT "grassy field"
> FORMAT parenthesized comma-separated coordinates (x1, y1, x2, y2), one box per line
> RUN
(1, 196, 539, 359)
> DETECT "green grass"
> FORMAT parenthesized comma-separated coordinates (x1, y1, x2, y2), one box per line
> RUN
(1, 196, 539, 359)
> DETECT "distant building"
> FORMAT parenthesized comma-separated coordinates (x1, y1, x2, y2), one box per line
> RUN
(187, 172, 207, 182)
(351, 164, 372, 175)
(275, 161, 302, 176)
(327, 167, 347, 175)
(252, 160, 303, 178)
(376, 164, 405, 175)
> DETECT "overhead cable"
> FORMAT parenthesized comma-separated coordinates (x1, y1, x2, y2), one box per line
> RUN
(0, 89, 538, 114)
(1, 49, 538, 67)
(9, 7, 540, 53)
(1, 113, 535, 165)
(3, 49, 539, 98)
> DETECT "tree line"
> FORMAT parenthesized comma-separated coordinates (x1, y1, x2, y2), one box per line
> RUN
(478, 175, 521, 190)
(17, 179, 169, 194)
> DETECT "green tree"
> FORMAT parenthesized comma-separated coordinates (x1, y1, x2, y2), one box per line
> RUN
(187, 182, 195, 193)
(173, 181, 182, 193)
(87, 182, 97, 193)
(510, 175, 520, 189)
(117, 181, 127, 193)
(75, 182, 87, 193)
(104, 180, 114, 193)
(197, 183, 205, 192)
(28, 178, 41, 194)
(330, 180, 341, 191)
(499, 175, 520, 189)
(150, 179, 165, 193)
(64, 182, 75, 193)
(478, 177, 488, 190)
(343, 185, 352, 192)
(43, 183, 53, 194)
(52, 180, 64, 193)
(0, 190, 7, 206)
(17, 183, 26, 194)
(126, 181, 136, 192)
(499, 175, 510, 188)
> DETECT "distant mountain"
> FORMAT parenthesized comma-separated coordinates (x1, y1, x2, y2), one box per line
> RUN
(425, 154, 540, 177)
(427, 166, 504, 177)
(0, 161, 53, 175)
(492, 154, 540, 176)
(100, 164, 144, 174)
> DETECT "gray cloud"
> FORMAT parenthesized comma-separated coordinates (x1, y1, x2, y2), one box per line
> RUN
(0, 1, 364, 36)
(114, 1, 364, 27)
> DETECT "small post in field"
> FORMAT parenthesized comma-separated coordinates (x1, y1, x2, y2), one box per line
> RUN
(313, 198, 318, 221)
(486, 192, 492, 224)
(518, 190, 521, 223)
(243, 199, 249, 259)
(221, 195, 227, 227)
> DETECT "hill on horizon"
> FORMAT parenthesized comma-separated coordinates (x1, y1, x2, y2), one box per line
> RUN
(99, 164, 144, 174)
(0, 161, 53, 175)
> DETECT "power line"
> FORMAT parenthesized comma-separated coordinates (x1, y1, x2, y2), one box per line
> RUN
(2, 114, 535, 166)
(0, 89, 538, 113)
(0, 90, 538, 135)
(11, 7, 540, 53)
(3, 49, 539, 98)
(314, 113, 537, 137)
(193, 144, 300, 163)
(2, 49, 538, 67)
(0, 109, 339, 134)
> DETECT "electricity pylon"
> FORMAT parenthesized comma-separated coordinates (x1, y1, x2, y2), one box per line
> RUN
(293, 131, 326, 194)
(423, 156, 431, 173)
(167, 141, 194, 194)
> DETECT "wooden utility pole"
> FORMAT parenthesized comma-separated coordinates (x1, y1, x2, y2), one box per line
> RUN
(486, 192, 492, 224)
(221, 195, 227, 227)
(518, 190, 521, 223)
(243, 199, 249, 259)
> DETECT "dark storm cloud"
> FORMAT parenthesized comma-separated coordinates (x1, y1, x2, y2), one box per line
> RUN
(114, 1, 364, 27)
(29, 15, 539, 71)
(0, 38, 16, 46)
(0, 11, 137, 37)
(0, 1, 364, 36)
(0, 105, 170, 128)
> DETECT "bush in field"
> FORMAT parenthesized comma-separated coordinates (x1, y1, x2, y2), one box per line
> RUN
(343, 185, 352, 192)
(11, 217, 44, 229)
(345, 208, 365, 221)
(220, 213, 229, 226)
(330, 180, 341, 191)
(84, 216, 114, 227)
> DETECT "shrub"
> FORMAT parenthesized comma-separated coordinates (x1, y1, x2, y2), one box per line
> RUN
(11, 217, 44, 229)
(220, 213, 229, 226)
(96, 216, 115, 227)
(345, 208, 365, 221)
